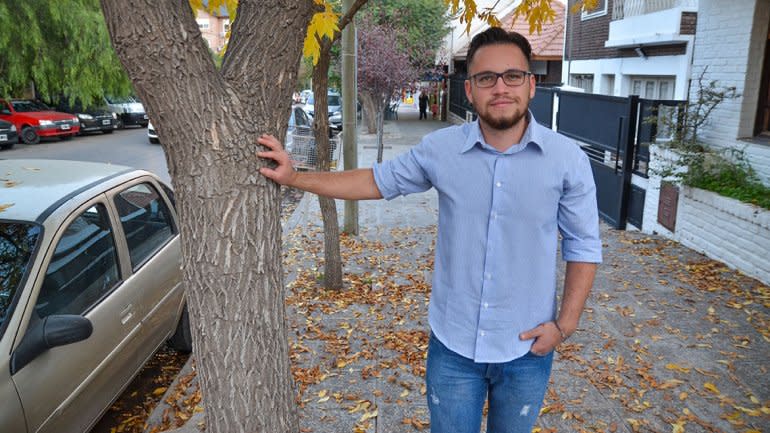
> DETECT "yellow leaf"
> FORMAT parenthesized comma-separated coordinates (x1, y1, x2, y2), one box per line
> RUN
(152, 387, 167, 396)
(303, 1, 340, 65)
(703, 382, 720, 394)
(400, 389, 409, 397)
(665, 363, 691, 374)
(679, 391, 688, 400)
(318, 396, 330, 403)
(318, 389, 328, 398)
(0, 203, 13, 213)
(360, 409, 378, 422)
(671, 420, 686, 433)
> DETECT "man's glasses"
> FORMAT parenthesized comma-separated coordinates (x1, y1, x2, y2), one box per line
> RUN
(470, 69, 532, 88)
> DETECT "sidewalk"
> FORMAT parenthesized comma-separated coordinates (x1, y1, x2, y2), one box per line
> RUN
(145, 106, 769, 433)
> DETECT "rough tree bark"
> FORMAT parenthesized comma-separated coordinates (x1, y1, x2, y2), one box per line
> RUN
(360, 91, 378, 134)
(100, 1, 313, 432)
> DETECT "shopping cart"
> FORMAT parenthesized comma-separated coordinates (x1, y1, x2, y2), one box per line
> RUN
(287, 130, 342, 170)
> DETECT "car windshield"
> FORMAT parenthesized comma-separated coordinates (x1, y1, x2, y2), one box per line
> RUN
(0, 222, 41, 334)
(11, 100, 52, 112)
(105, 95, 137, 104)
(328, 95, 341, 106)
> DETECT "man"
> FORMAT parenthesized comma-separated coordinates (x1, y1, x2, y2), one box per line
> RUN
(419, 90, 430, 120)
(258, 27, 601, 433)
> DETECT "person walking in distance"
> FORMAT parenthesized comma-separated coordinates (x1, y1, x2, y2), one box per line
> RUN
(419, 90, 430, 120)
(257, 27, 601, 433)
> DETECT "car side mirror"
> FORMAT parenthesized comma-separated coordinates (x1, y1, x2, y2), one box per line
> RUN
(10, 315, 93, 375)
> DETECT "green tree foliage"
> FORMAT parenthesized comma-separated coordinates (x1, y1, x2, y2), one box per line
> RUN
(0, 0, 131, 107)
(362, 0, 450, 70)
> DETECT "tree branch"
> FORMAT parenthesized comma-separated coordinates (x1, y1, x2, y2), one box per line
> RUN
(335, 0, 369, 40)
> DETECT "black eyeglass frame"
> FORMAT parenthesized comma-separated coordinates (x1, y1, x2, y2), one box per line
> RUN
(469, 69, 533, 88)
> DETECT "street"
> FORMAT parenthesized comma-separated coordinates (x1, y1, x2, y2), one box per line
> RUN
(0, 127, 171, 184)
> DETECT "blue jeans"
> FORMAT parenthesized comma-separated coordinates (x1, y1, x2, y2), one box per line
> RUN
(425, 333, 553, 433)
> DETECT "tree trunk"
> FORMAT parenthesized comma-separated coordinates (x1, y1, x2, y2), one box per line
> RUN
(312, 40, 344, 290)
(100, 1, 313, 432)
(376, 106, 384, 163)
(360, 91, 378, 134)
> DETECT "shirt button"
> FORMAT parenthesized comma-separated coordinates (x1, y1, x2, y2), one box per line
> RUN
(485, 273, 491, 280)
(491, 211, 497, 219)
(484, 302, 489, 309)
(496, 181, 502, 187)
(480, 331, 486, 337)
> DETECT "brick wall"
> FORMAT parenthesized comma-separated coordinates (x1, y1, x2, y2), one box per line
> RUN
(680, 12, 697, 35)
(690, 0, 770, 184)
(676, 187, 770, 285)
(566, 0, 687, 60)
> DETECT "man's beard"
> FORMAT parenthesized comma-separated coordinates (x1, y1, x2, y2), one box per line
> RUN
(477, 101, 528, 131)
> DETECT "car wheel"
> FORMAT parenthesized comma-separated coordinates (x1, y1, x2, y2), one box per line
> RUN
(149, 137, 159, 144)
(60, 134, 73, 141)
(103, 129, 114, 134)
(21, 126, 39, 144)
(0, 143, 13, 150)
(168, 304, 193, 353)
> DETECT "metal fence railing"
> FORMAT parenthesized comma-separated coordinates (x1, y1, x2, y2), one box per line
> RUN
(287, 131, 342, 171)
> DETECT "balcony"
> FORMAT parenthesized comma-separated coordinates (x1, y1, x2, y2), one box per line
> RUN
(605, 0, 698, 48)
(612, 0, 697, 20)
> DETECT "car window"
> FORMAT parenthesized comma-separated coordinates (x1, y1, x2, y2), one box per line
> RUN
(11, 100, 51, 112)
(0, 222, 41, 333)
(36, 205, 120, 318)
(328, 95, 341, 106)
(295, 108, 309, 127)
(114, 183, 175, 270)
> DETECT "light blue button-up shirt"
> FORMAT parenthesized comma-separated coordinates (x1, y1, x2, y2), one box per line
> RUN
(372, 116, 602, 363)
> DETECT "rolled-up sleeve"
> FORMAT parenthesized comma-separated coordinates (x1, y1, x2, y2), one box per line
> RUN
(558, 150, 602, 263)
(372, 141, 433, 200)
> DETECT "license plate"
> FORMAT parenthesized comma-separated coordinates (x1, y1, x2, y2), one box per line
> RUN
(61, 124, 70, 130)
(143, 114, 149, 119)
(102, 119, 111, 125)
(0, 134, 6, 141)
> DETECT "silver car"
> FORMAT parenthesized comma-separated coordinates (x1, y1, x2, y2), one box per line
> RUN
(0, 159, 190, 433)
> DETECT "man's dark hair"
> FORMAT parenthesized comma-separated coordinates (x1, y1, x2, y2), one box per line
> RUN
(466, 27, 532, 71)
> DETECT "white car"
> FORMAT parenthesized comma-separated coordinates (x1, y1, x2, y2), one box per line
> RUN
(0, 159, 190, 433)
(148, 121, 159, 144)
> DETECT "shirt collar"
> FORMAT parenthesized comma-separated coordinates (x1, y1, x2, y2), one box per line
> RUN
(460, 111, 546, 155)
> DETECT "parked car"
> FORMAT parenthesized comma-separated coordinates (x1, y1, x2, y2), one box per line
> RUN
(104, 95, 149, 128)
(0, 159, 191, 433)
(0, 99, 79, 144)
(55, 100, 118, 135)
(303, 90, 341, 119)
(148, 121, 159, 144)
(0, 119, 18, 150)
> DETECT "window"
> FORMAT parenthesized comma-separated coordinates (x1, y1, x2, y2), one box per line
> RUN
(114, 183, 175, 270)
(197, 19, 210, 30)
(36, 205, 119, 318)
(582, 0, 607, 19)
(630, 76, 675, 99)
(570, 74, 594, 93)
(0, 222, 40, 333)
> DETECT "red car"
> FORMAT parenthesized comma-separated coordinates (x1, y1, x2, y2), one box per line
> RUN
(0, 99, 80, 144)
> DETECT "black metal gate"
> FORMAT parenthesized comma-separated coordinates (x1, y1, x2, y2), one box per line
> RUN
(556, 92, 640, 230)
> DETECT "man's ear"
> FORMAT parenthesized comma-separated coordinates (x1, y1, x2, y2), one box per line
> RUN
(465, 79, 474, 106)
(529, 74, 536, 99)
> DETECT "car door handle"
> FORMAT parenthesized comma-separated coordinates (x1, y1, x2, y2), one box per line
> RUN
(120, 305, 134, 325)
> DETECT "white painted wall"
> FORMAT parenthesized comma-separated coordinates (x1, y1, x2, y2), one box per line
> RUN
(690, 0, 770, 184)
(564, 52, 693, 99)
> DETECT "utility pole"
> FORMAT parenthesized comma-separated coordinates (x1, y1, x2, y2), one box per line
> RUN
(341, 0, 358, 234)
